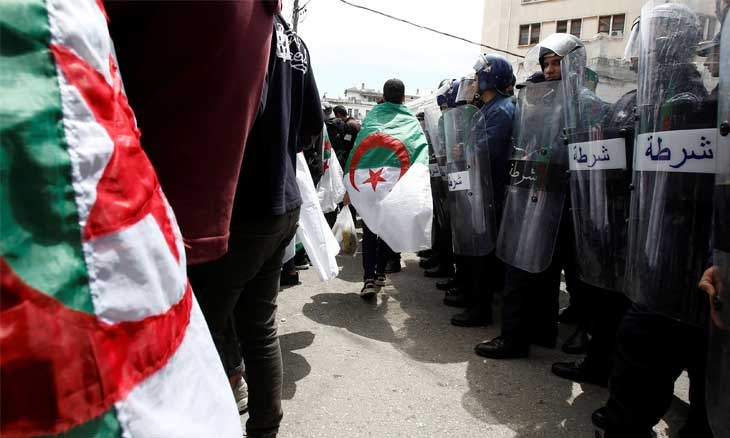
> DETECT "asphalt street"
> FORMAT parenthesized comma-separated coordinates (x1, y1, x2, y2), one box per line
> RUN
(244, 243, 691, 438)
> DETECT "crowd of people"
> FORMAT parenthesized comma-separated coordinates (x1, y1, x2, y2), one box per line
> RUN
(2, 0, 728, 437)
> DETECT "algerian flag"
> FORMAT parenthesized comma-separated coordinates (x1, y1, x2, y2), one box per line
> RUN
(344, 102, 432, 252)
(0, 1, 241, 436)
(316, 125, 346, 213)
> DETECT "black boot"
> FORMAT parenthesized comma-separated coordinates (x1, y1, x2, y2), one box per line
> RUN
(561, 327, 589, 354)
(436, 277, 460, 291)
(474, 336, 529, 359)
(424, 264, 454, 278)
(551, 358, 608, 386)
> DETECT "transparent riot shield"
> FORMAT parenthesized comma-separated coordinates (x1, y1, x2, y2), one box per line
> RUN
(707, 13, 729, 438)
(625, 0, 719, 326)
(424, 105, 450, 233)
(444, 104, 496, 256)
(496, 80, 568, 273)
(562, 48, 635, 292)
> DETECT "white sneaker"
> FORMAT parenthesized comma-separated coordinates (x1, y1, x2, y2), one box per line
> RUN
(375, 274, 386, 288)
(360, 280, 377, 299)
(233, 378, 249, 413)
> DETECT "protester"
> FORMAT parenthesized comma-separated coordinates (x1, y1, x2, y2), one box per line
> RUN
(343, 78, 433, 297)
(194, 14, 323, 438)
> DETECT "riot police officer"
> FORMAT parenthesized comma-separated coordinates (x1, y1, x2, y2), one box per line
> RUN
(475, 33, 586, 358)
(592, 2, 718, 436)
(447, 55, 515, 327)
(552, 19, 640, 386)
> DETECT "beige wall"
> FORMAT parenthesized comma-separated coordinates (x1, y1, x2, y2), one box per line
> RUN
(482, 0, 640, 65)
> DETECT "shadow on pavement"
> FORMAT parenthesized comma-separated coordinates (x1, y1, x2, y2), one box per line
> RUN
(298, 252, 692, 436)
(280, 331, 315, 400)
(302, 292, 396, 343)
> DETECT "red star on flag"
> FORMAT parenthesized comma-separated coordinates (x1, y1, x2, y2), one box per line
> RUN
(362, 168, 387, 191)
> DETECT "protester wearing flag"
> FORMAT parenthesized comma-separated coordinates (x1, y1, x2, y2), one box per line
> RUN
(0, 0, 241, 436)
(344, 78, 433, 297)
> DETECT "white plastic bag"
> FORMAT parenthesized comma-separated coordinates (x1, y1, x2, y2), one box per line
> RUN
(332, 207, 358, 256)
(316, 127, 346, 213)
(295, 153, 341, 281)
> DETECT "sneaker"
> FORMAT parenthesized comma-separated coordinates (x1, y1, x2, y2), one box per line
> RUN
(375, 274, 387, 287)
(360, 279, 377, 299)
(293, 250, 310, 270)
(280, 270, 300, 287)
(233, 378, 249, 413)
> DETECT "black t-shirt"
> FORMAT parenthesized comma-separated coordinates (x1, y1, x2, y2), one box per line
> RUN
(233, 15, 323, 218)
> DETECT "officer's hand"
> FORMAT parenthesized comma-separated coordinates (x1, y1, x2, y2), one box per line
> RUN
(343, 192, 351, 206)
(699, 266, 728, 330)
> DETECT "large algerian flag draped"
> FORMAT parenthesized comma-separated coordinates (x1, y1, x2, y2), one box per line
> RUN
(344, 102, 432, 252)
(0, 1, 241, 436)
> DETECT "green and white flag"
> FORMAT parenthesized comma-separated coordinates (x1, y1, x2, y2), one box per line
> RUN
(344, 103, 432, 251)
(0, 0, 240, 436)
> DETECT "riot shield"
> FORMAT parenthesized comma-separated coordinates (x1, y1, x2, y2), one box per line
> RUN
(424, 105, 449, 233)
(496, 80, 568, 273)
(444, 104, 496, 256)
(562, 48, 636, 292)
(707, 14, 729, 438)
(625, 0, 718, 326)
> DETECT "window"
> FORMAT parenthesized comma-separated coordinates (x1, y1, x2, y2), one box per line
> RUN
(570, 19, 582, 38)
(556, 20, 568, 34)
(519, 24, 530, 45)
(518, 23, 541, 45)
(598, 15, 611, 34)
(530, 23, 541, 44)
(348, 108, 352, 117)
(612, 14, 625, 36)
(599, 14, 626, 37)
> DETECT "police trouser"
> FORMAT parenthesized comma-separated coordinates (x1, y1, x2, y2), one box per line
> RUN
(603, 303, 711, 437)
(459, 252, 503, 313)
(499, 208, 576, 346)
(432, 183, 453, 265)
(583, 287, 631, 376)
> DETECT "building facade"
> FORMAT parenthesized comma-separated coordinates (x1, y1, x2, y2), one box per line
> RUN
(323, 84, 420, 121)
(482, 0, 719, 100)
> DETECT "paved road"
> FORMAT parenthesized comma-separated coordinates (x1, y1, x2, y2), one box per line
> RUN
(246, 250, 690, 437)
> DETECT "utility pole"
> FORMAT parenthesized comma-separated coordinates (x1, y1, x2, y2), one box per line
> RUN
(292, 0, 300, 32)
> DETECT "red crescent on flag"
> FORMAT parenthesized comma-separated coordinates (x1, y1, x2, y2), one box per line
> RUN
(50, 44, 180, 262)
(0, 259, 192, 436)
(348, 133, 410, 192)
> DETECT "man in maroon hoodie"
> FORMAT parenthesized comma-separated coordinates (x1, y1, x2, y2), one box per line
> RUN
(106, 0, 281, 417)
(106, 1, 279, 265)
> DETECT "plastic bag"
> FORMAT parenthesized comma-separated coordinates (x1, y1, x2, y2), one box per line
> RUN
(295, 153, 340, 281)
(332, 207, 358, 256)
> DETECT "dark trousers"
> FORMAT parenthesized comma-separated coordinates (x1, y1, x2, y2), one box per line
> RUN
(460, 253, 503, 314)
(500, 208, 575, 346)
(603, 304, 711, 437)
(583, 289, 631, 375)
(564, 254, 592, 329)
(193, 208, 299, 438)
(362, 220, 396, 281)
